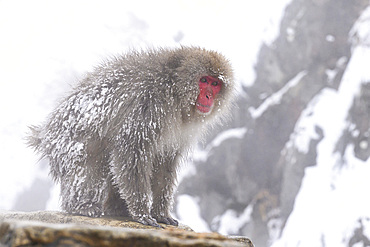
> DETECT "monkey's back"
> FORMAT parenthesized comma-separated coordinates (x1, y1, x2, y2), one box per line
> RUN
(28, 48, 197, 179)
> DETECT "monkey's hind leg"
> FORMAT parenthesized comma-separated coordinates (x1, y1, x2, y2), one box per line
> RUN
(60, 141, 110, 217)
(150, 152, 179, 226)
(60, 164, 105, 217)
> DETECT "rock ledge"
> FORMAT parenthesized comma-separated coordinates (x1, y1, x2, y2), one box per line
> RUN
(0, 211, 253, 247)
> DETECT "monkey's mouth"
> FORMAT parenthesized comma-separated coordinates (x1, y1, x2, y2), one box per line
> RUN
(196, 102, 212, 114)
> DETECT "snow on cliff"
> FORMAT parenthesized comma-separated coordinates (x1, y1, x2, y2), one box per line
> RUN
(272, 6, 370, 247)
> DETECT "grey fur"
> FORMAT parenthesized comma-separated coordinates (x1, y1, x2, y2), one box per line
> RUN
(27, 46, 234, 227)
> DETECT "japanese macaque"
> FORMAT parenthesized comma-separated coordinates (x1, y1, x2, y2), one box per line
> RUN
(27, 46, 234, 227)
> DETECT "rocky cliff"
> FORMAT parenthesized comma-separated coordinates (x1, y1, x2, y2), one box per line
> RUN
(175, 0, 370, 246)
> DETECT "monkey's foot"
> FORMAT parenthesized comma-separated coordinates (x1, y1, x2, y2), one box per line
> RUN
(74, 203, 102, 217)
(134, 214, 162, 228)
(154, 215, 179, 226)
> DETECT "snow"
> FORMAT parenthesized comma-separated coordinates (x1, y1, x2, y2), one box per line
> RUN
(272, 7, 370, 246)
(216, 205, 253, 235)
(176, 194, 210, 232)
(194, 127, 247, 162)
(287, 90, 326, 154)
(248, 71, 307, 119)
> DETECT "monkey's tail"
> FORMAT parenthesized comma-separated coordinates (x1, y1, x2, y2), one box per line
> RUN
(25, 125, 43, 151)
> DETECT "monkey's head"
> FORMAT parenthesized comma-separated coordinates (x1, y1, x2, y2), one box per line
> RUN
(169, 47, 234, 123)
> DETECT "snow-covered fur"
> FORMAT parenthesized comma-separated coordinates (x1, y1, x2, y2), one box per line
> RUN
(27, 46, 234, 227)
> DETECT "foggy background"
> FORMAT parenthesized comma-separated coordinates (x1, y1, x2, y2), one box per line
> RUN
(1, 1, 370, 246)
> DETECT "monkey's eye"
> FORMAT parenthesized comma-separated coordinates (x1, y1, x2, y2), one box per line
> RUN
(211, 81, 218, 86)
(200, 77, 207, 83)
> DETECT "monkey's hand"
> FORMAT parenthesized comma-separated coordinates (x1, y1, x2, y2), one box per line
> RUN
(153, 215, 179, 226)
(134, 214, 163, 228)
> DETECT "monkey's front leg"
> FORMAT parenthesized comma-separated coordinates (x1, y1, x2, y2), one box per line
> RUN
(112, 158, 161, 228)
(150, 153, 179, 226)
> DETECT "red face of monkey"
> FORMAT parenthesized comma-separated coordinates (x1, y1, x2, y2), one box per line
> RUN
(196, 76, 222, 114)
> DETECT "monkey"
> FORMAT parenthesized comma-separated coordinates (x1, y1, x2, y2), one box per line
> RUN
(27, 46, 234, 227)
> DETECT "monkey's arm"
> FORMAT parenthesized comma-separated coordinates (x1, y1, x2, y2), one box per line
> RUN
(109, 93, 166, 227)
(110, 124, 160, 227)
(150, 151, 180, 226)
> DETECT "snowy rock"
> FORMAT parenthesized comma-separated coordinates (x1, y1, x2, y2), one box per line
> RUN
(0, 211, 253, 247)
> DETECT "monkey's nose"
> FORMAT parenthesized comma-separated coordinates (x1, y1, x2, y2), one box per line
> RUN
(205, 89, 213, 100)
